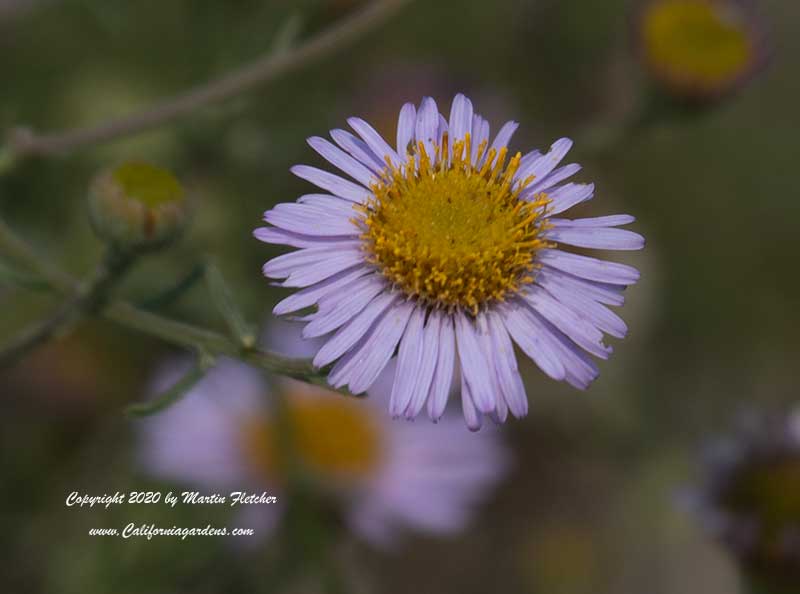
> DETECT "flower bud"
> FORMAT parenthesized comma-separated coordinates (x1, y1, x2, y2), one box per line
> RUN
(88, 161, 188, 251)
(633, 0, 770, 104)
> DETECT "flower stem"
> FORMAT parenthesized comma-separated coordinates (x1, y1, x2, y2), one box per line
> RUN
(0, 215, 344, 392)
(0, 246, 135, 368)
(0, 216, 76, 291)
(205, 260, 256, 348)
(1, 0, 413, 165)
(103, 301, 335, 390)
(125, 351, 216, 417)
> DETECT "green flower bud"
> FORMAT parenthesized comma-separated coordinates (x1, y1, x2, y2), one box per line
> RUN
(88, 162, 188, 251)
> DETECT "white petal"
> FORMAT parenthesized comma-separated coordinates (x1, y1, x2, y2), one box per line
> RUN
(307, 136, 377, 187)
(262, 244, 360, 278)
(525, 163, 581, 195)
(546, 226, 645, 251)
(537, 249, 640, 285)
(330, 128, 386, 173)
(302, 275, 387, 338)
(539, 266, 626, 306)
(415, 97, 440, 158)
(313, 292, 398, 368)
(455, 313, 497, 414)
(448, 93, 474, 152)
(460, 373, 483, 432)
(404, 310, 442, 419)
(396, 102, 417, 156)
(550, 215, 636, 227)
(516, 138, 573, 183)
(263, 202, 358, 236)
(254, 227, 357, 248)
(389, 306, 426, 417)
(470, 114, 490, 165)
(487, 310, 528, 418)
(522, 287, 612, 359)
(537, 279, 628, 338)
(483, 120, 519, 167)
(348, 117, 401, 168)
(291, 165, 372, 203)
(272, 267, 371, 315)
(427, 313, 456, 421)
(546, 183, 595, 215)
(500, 302, 567, 381)
(330, 300, 415, 393)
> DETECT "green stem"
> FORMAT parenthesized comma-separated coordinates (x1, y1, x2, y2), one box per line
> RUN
(103, 301, 335, 390)
(0, 216, 76, 291)
(137, 261, 206, 310)
(205, 260, 256, 348)
(0, 247, 135, 368)
(1, 0, 413, 165)
(125, 352, 215, 417)
(0, 215, 343, 391)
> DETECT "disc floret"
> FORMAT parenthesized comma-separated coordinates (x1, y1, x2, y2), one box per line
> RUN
(361, 135, 552, 313)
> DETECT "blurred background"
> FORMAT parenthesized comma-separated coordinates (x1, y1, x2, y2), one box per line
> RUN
(1, 0, 799, 592)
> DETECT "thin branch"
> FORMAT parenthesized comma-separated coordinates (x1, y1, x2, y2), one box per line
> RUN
(103, 301, 339, 392)
(0, 216, 76, 291)
(0, 247, 134, 367)
(125, 351, 215, 417)
(4, 0, 412, 160)
(0, 215, 346, 391)
(0, 295, 81, 368)
(205, 260, 256, 348)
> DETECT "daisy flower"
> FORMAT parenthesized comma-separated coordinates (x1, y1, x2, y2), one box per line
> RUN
(138, 331, 509, 546)
(633, 0, 770, 102)
(255, 94, 644, 430)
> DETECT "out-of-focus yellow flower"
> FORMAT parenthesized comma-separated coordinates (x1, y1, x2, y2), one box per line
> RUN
(634, 0, 769, 101)
(242, 383, 384, 487)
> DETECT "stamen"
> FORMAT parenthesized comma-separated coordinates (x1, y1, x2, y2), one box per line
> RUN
(363, 136, 551, 313)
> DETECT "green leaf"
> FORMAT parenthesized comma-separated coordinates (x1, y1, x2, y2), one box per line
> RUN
(205, 259, 256, 349)
(125, 352, 215, 417)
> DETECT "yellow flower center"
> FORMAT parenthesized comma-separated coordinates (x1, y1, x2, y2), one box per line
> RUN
(242, 387, 383, 486)
(361, 135, 552, 313)
(642, 0, 752, 88)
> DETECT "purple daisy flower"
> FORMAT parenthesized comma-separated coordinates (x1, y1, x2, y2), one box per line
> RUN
(138, 324, 510, 547)
(255, 94, 644, 430)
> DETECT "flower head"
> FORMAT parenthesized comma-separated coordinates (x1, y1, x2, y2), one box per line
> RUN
(688, 411, 800, 584)
(138, 327, 509, 546)
(256, 94, 644, 429)
(634, 0, 769, 101)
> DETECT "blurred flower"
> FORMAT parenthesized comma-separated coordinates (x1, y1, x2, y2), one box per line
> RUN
(255, 94, 644, 430)
(88, 161, 188, 251)
(687, 410, 800, 585)
(137, 326, 509, 547)
(633, 0, 769, 102)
